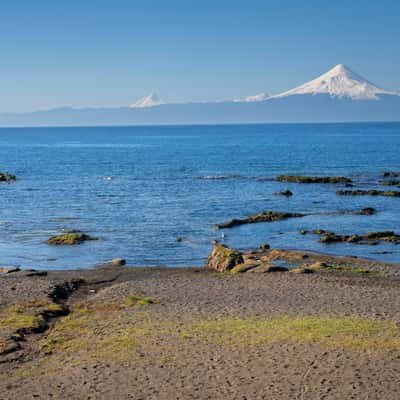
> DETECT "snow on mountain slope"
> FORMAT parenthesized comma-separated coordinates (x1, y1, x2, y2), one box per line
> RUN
(233, 92, 270, 103)
(130, 93, 164, 108)
(274, 64, 398, 100)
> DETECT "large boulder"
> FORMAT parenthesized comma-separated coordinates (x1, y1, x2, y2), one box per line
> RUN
(205, 244, 244, 273)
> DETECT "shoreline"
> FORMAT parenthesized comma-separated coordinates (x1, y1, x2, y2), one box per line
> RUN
(1, 247, 400, 398)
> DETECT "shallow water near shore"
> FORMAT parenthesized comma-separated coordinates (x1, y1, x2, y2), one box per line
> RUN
(0, 122, 400, 269)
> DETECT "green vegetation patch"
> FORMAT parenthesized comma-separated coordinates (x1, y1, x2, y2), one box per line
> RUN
(184, 316, 400, 351)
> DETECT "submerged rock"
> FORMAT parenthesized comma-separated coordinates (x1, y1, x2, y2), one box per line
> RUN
(0, 172, 16, 183)
(47, 231, 98, 245)
(276, 175, 352, 184)
(359, 207, 376, 215)
(214, 211, 304, 230)
(274, 189, 293, 197)
(337, 190, 400, 197)
(205, 244, 244, 272)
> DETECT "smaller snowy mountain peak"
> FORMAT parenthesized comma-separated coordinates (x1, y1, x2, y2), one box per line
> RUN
(130, 92, 164, 108)
(274, 64, 398, 100)
(233, 92, 270, 103)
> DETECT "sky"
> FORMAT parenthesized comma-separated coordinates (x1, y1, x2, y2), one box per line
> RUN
(1, 0, 400, 112)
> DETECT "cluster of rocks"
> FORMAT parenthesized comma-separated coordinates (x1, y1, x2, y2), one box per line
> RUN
(307, 229, 400, 245)
(276, 175, 352, 184)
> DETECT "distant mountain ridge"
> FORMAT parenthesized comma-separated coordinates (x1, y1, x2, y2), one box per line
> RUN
(0, 64, 399, 126)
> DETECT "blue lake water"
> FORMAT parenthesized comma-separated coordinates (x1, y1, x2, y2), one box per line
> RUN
(0, 123, 400, 270)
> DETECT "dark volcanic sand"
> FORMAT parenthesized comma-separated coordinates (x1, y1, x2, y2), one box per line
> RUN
(1, 249, 400, 400)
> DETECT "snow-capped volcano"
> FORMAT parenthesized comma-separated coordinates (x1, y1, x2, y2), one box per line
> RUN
(274, 64, 398, 100)
(130, 92, 164, 108)
(234, 92, 270, 103)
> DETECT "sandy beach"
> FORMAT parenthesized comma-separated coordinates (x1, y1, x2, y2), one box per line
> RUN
(1, 248, 400, 400)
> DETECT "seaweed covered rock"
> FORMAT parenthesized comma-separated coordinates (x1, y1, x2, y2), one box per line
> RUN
(337, 190, 400, 197)
(379, 180, 400, 186)
(276, 175, 352, 184)
(47, 231, 98, 245)
(0, 172, 16, 183)
(214, 211, 304, 230)
(205, 244, 244, 272)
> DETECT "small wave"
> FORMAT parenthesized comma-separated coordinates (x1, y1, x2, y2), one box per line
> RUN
(197, 175, 243, 180)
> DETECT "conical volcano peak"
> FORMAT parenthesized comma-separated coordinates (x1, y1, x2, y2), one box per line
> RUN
(275, 64, 397, 100)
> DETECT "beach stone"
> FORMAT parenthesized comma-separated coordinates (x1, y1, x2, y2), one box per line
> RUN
(259, 243, 270, 250)
(205, 244, 244, 273)
(111, 258, 126, 266)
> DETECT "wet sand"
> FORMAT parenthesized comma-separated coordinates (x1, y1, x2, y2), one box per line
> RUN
(1, 249, 400, 399)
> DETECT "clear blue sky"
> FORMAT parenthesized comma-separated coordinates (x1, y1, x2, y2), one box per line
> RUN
(1, 0, 400, 112)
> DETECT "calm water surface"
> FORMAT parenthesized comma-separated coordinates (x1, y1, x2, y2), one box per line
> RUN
(0, 123, 400, 269)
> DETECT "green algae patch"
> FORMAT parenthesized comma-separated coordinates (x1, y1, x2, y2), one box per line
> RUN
(125, 295, 156, 306)
(184, 316, 400, 352)
(40, 298, 159, 361)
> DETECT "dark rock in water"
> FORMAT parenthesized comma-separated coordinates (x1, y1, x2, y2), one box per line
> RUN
(314, 229, 400, 245)
(300, 230, 308, 235)
(0, 172, 16, 182)
(176, 237, 184, 242)
(276, 175, 352, 184)
(345, 183, 354, 188)
(205, 244, 244, 272)
(259, 243, 270, 250)
(359, 207, 376, 215)
(47, 232, 98, 245)
(383, 171, 400, 178)
(214, 211, 304, 230)
(337, 189, 400, 197)
(379, 179, 400, 186)
(274, 189, 293, 197)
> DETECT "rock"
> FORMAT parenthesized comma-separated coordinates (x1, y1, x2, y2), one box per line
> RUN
(337, 189, 400, 197)
(264, 265, 289, 272)
(290, 267, 314, 274)
(300, 230, 308, 235)
(314, 230, 400, 245)
(275, 189, 293, 197)
(359, 207, 376, 215)
(276, 175, 352, 184)
(205, 244, 244, 273)
(259, 243, 270, 250)
(110, 258, 126, 266)
(230, 263, 259, 273)
(0, 172, 16, 183)
(383, 171, 400, 178)
(214, 211, 304, 230)
(0, 267, 21, 274)
(379, 179, 400, 186)
(47, 232, 98, 245)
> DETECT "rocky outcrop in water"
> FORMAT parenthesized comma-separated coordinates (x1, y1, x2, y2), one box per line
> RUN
(0, 173, 16, 182)
(47, 231, 98, 245)
(315, 230, 400, 245)
(276, 175, 352, 184)
(214, 211, 304, 230)
(336, 190, 400, 197)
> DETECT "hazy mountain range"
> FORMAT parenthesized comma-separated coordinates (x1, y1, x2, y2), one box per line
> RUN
(1, 64, 399, 126)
